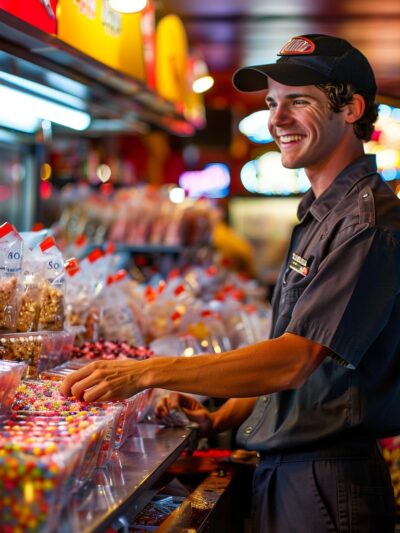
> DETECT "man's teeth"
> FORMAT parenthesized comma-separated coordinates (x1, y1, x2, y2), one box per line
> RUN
(280, 135, 303, 142)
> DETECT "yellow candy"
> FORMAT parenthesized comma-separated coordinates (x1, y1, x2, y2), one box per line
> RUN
(45, 442, 58, 454)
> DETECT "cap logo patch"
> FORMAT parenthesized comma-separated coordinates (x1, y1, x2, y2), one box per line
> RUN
(279, 36, 315, 56)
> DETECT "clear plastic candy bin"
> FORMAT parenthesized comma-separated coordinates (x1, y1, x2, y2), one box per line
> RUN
(11, 379, 117, 472)
(74, 414, 114, 484)
(0, 329, 75, 377)
(40, 363, 152, 449)
(0, 439, 83, 532)
(0, 360, 26, 414)
(111, 394, 146, 448)
(0, 409, 116, 471)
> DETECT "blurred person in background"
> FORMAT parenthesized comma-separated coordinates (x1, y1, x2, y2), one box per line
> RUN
(62, 34, 400, 532)
(211, 199, 257, 278)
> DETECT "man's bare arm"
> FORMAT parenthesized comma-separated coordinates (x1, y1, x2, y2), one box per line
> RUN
(61, 332, 330, 402)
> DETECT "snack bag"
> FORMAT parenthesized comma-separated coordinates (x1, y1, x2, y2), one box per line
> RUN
(0, 222, 23, 331)
(108, 270, 148, 337)
(17, 246, 43, 332)
(65, 257, 100, 342)
(100, 272, 144, 346)
(80, 248, 110, 298)
(65, 257, 89, 327)
(20, 229, 51, 249)
(37, 236, 66, 331)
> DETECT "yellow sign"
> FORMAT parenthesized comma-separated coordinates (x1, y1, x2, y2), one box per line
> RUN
(57, 0, 145, 80)
(155, 14, 188, 107)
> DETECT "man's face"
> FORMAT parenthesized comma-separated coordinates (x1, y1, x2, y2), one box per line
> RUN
(266, 79, 347, 173)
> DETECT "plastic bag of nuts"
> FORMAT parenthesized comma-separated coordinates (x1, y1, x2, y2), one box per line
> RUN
(36, 237, 66, 331)
(0, 276, 18, 331)
(64, 258, 100, 342)
(0, 222, 23, 332)
(39, 282, 65, 331)
(16, 246, 44, 333)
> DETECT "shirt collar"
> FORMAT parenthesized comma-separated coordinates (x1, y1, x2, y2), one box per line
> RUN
(297, 154, 378, 222)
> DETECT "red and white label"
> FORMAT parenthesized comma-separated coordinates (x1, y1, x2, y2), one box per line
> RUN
(279, 36, 316, 55)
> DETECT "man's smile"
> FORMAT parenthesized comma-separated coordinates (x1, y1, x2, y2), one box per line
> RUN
(278, 134, 306, 144)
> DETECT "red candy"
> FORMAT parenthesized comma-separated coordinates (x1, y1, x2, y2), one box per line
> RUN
(71, 339, 153, 361)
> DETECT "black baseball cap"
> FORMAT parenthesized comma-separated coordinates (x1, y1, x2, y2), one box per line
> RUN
(233, 34, 377, 99)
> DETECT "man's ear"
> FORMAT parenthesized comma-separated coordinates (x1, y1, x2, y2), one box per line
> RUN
(344, 94, 366, 124)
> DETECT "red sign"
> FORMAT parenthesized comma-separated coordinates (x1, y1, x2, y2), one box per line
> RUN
(0, 0, 57, 34)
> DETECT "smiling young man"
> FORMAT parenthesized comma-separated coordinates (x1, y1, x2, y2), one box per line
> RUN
(61, 35, 400, 532)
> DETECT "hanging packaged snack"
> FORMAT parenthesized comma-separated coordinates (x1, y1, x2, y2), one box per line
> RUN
(0, 222, 23, 332)
(16, 246, 44, 332)
(73, 247, 114, 341)
(100, 270, 145, 346)
(64, 257, 97, 341)
(80, 247, 111, 298)
(37, 236, 66, 331)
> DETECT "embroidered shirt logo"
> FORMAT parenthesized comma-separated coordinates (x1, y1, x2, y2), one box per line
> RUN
(279, 36, 316, 56)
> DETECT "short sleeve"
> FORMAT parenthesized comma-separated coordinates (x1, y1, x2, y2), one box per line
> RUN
(286, 226, 400, 368)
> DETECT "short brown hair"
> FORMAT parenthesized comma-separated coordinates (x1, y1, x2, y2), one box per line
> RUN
(316, 82, 379, 141)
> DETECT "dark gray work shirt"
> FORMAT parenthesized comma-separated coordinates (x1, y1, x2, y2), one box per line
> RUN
(237, 155, 400, 451)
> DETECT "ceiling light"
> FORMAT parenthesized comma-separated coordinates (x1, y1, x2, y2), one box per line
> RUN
(0, 85, 91, 131)
(0, 71, 87, 110)
(192, 59, 214, 94)
(108, 0, 147, 14)
(0, 106, 40, 133)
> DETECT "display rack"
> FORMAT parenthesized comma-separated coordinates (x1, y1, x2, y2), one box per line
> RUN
(114, 244, 184, 256)
(0, 10, 195, 136)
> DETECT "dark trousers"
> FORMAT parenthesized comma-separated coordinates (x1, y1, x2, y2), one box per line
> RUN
(252, 439, 396, 533)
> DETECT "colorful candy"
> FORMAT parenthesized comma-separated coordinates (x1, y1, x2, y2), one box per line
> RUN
(0, 440, 81, 532)
(71, 338, 153, 361)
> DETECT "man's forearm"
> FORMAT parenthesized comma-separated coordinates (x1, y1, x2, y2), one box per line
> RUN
(141, 332, 329, 398)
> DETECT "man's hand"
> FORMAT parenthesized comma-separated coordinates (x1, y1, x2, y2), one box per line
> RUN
(60, 359, 146, 402)
(155, 392, 214, 437)
(155, 394, 258, 438)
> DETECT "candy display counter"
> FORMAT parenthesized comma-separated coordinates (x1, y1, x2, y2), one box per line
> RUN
(61, 424, 197, 532)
